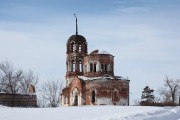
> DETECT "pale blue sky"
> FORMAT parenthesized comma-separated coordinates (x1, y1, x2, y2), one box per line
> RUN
(0, 0, 180, 104)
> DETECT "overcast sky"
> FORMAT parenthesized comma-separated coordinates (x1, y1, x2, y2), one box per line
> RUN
(0, 0, 180, 105)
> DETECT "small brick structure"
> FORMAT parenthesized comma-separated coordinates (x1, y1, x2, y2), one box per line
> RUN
(61, 24, 130, 106)
(0, 93, 37, 107)
(0, 85, 37, 107)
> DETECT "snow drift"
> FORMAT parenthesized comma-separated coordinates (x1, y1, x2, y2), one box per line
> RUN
(0, 106, 180, 120)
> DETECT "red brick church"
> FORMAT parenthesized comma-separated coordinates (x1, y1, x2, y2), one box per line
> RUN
(61, 15, 130, 106)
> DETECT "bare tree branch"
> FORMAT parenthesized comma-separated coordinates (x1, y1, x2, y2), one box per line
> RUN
(0, 60, 39, 107)
(41, 79, 64, 107)
(19, 70, 38, 94)
(159, 76, 180, 104)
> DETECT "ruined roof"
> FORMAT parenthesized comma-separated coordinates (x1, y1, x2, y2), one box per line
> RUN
(90, 49, 110, 55)
(67, 35, 87, 43)
(78, 75, 127, 81)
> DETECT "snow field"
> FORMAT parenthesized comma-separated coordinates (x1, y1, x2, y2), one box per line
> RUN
(0, 106, 180, 120)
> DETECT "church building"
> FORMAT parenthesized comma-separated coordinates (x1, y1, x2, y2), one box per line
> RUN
(61, 15, 130, 106)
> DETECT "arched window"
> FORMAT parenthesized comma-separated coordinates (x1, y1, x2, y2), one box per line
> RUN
(101, 64, 107, 72)
(73, 92, 78, 106)
(74, 95, 78, 106)
(101, 64, 104, 71)
(91, 90, 95, 103)
(90, 63, 93, 72)
(90, 63, 96, 72)
(112, 91, 119, 101)
(71, 60, 75, 72)
(78, 44, 82, 52)
(79, 60, 83, 72)
(71, 42, 76, 52)
(70, 42, 73, 52)
(94, 64, 96, 72)
(105, 64, 107, 72)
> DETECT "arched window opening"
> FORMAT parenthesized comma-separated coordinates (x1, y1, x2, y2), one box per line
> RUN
(91, 90, 95, 103)
(105, 64, 107, 72)
(72, 42, 76, 52)
(73, 93, 78, 106)
(112, 91, 119, 101)
(101, 64, 107, 72)
(71, 60, 75, 72)
(70, 42, 74, 52)
(79, 60, 83, 72)
(101, 64, 104, 71)
(94, 64, 96, 72)
(78, 44, 82, 52)
(90, 63, 96, 72)
(90, 63, 93, 72)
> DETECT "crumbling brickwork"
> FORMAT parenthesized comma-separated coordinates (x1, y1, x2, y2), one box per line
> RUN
(0, 93, 37, 107)
(85, 79, 129, 105)
(0, 85, 37, 107)
(61, 32, 130, 106)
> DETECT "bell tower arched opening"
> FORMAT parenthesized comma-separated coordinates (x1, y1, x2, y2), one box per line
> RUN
(91, 90, 96, 104)
(78, 43, 82, 52)
(79, 60, 83, 72)
(71, 60, 75, 72)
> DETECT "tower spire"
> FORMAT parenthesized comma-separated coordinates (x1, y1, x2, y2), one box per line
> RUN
(74, 13, 78, 35)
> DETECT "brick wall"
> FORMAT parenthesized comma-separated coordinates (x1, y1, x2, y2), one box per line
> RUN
(85, 79, 129, 105)
(0, 93, 37, 107)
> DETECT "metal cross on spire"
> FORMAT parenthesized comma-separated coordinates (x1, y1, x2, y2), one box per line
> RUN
(74, 13, 78, 35)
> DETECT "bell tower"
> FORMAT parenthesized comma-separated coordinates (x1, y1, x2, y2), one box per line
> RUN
(66, 14, 88, 86)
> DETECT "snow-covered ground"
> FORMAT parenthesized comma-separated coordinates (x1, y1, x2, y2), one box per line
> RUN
(0, 106, 180, 120)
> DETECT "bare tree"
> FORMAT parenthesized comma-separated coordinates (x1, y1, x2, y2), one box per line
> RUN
(158, 87, 171, 103)
(19, 70, 38, 94)
(159, 76, 180, 104)
(0, 60, 39, 107)
(37, 95, 47, 108)
(41, 79, 64, 107)
(0, 60, 23, 106)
